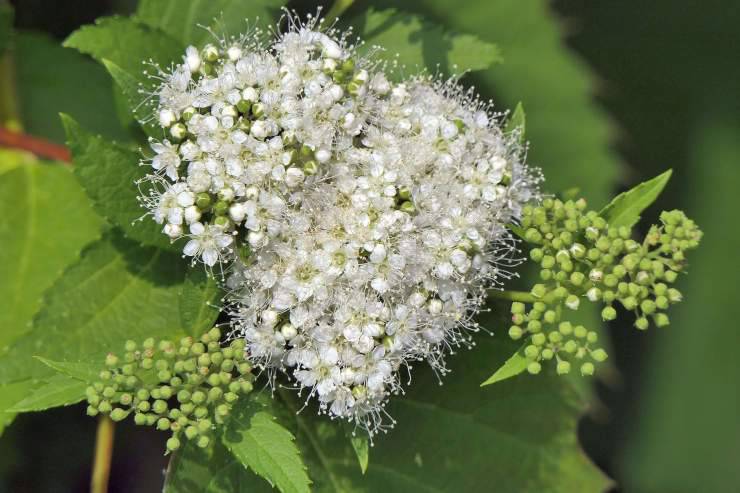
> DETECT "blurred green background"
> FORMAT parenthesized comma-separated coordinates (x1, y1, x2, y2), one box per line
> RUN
(1, 0, 738, 491)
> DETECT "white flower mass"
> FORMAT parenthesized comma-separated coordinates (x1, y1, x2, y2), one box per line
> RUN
(140, 14, 539, 433)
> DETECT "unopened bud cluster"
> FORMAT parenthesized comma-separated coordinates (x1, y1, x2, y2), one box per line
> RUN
(138, 14, 539, 432)
(85, 328, 253, 452)
(510, 199, 701, 375)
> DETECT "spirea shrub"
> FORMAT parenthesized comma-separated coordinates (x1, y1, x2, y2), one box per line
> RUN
(139, 15, 539, 430)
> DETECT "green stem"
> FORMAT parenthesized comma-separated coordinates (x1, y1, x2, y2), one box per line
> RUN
(325, 0, 355, 20)
(91, 416, 115, 493)
(488, 289, 538, 304)
(0, 50, 22, 131)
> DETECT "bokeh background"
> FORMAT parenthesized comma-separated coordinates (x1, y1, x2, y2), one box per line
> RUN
(1, 0, 738, 491)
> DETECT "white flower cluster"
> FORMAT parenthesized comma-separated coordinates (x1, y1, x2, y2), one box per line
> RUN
(140, 16, 539, 433)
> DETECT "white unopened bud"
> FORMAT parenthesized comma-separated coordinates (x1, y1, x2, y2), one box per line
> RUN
(229, 203, 247, 222)
(163, 223, 182, 239)
(159, 109, 177, 128)
(428, 299, 443, 315)
(185, 46, 201, 72)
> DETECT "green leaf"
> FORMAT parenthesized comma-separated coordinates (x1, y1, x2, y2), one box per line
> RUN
(0, 381, 34, 436)
(102, 59, 159, 138)
(222, 398, 311, 493)
(399, 0, 620, 204)
(136, 0, 284, 46)
(0, 159, 103, 350)
(349, 433, 369, 475)
(351, 8, 501, 78)
(179, 268, 222, 338)
(33, 357, 99, 382)
(14, 31, 128, 143)
(62, 113, 176, 251)
(505, 102, 526, 142)
(164, 439, 274, 493)
(7, 375, 86, 413)
(0, 231, 190, 383)
(599, 169, 672, 229)
(264, 326, 609, 492)
(64, 16, 182, 83)
(480, 344, 528, 386)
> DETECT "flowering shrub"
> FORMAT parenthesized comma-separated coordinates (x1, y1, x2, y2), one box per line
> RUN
(0, 2, 701, 492)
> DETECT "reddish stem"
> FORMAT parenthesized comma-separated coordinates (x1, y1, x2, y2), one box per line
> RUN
(0, 127, 71, 163)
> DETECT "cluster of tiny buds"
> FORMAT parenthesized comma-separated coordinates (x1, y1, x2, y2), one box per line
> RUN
(85, 328, 253, 453)
(509, 199, 701, 375)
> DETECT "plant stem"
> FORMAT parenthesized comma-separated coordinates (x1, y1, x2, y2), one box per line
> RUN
(487, 289, 537, 303)
(0, 128, 72, 162)
(0, 51, 22, 131)
(325, 0, 355, 21)
(91, 416, 115, 493)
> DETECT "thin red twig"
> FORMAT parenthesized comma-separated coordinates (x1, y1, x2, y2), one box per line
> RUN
(0, 127, 71, 163)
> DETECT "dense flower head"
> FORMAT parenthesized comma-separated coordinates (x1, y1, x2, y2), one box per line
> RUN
(139, 14, 539, 433)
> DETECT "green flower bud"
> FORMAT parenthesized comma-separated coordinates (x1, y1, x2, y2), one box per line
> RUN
(166, 437, 181, 452)
(601, 306, 617, 321)
(134, 412, 147, 425)
(565, 295, 580, 310)
(105, 353, 119, 367)
(153, 400, 168, 415)
(556, 360, 571, 375)
(110, 408, 129, 422)
(240, 380, 253, 394)
(654, 313, 670, 328)
(527, 362, 542, 375)
(177, 390, 191, 403)
(196, 435, 211, 449)
(544, 310, 557, 324)
(640, 299, 656, 314)
(574, 325, 588, 339)
(591, 348, 608, 362)
(634, 317, 649, 330)
(86, 405, 99, 417)
(191, 391, 206, 405)
(531, 333, 546, 346)
(580, 362, 595, 376)
(530, 248, 544, 262)
(508, 326, 523, 340)
(541, 348, 554, 360)
(157, 418, 171, 431)
(511, 302, 526, 315)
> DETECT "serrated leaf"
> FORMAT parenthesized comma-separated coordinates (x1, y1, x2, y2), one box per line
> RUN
(222, 398, 311, 493)
(257, 324, 609, 492)
(163, 439, 273, 493)
(351, 8, 501, 78)
(505, 102, 526, 142)
(14, 31, 128, 143)
(599, 169, 672, 229)
(62, 113, 177, 251)
(0, 231, 190, 383)
(7, 375, 86, 413)
(136, 0, 284, 46)
(180, 268, 222, 338)
(0, 159, 103, 350)
(64, 16, 182, 83)
(34, 357, 99, 382)
(480, 344, 528, 386)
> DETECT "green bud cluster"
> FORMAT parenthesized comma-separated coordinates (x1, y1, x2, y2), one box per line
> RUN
(85, 328, 253, 453)
(509, 200, 701, 375)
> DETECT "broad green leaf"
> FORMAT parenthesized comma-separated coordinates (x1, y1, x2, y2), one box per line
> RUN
(64, 16, 182, 84)
(0, 148, 31, 176)
(351, 8, 501, 78)
(0, 160, 103, 350)
(136, 0, 284, 46)
(7, 374, 86, 413)
(0, 232, 190, 383)
(179, 268, 222, 338)
(0, 381, 34, 436)
(623, 122, 740, 493)
(349, 434, 369, 475)
(505, 102, 526, 142)
(34, 357, 99, 382)
(480, 344, 528, 386)
(164, 439, 273, 493)
(261, 326, 609, 492)
(62, 114, 177, 251)
(399, 0, 620, 204)
(14, 31, 127, 144)
(599, 169, 672, 229)
(222, 398, 311, 493)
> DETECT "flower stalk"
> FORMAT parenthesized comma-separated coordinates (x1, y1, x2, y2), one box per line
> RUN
(91, 416, 115, 493)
